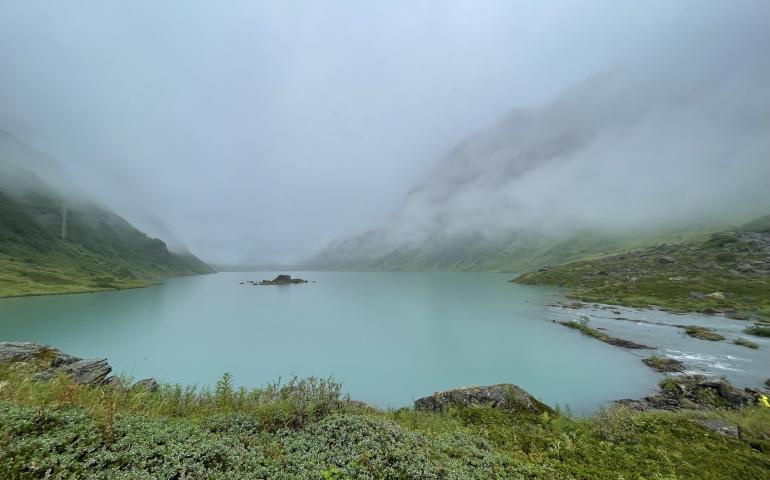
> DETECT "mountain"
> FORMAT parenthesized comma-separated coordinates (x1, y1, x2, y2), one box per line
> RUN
(0, 134, 212, 297)
(308, 68, 770, 272)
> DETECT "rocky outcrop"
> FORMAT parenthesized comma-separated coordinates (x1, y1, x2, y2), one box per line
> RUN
(134, 378, 160, 392)
(697, 419, 740, 438)
(37, 358, 112, 385)
(242, 274, 310, 286)
(415, 384, 553, 414)
(0, 341, 58, 363)
(0, 341, 113, 386)
(616, 375, 757, 411)
(642, 357, 685, 373)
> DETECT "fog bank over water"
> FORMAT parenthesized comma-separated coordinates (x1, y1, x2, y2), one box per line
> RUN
(1, 1, 769, 265)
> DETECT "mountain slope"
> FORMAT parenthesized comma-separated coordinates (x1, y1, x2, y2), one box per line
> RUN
(515, 217, 770, 321)
(308, 67, 770, 272)
(0, 148, 212, 298)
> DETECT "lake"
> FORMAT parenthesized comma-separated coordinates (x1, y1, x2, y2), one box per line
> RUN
(3, 270, 753, 413)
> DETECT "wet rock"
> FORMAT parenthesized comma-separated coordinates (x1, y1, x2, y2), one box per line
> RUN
(415, 384, 553, 414)
(697, 419, 740, 438)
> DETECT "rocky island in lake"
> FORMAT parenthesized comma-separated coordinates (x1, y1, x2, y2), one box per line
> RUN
(243, 274, 310, 286)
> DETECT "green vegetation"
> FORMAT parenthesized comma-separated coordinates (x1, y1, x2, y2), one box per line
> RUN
(1, 363, 770, 479)
(0, 162, 212, 298)
(734, 337, 760, 349)
(308, 224, 725, 273)
(516, 218, 770, 320)
(642, 356, 685, 372)
(744, 324, 770, 337)
(559, 319, 651, 349)
(684, 326, 725, 342)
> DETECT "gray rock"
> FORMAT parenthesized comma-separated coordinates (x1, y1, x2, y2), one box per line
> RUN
(38, 358, 112, 385)
(697, 419, 739, 438)
(133, 378, 160, 392)
(415, 384, 552, 414)
(51, 353, 83, 368)
(616, 376, 757, 411)
(718, 381, 755, 408)
(0, 341, 57, 363)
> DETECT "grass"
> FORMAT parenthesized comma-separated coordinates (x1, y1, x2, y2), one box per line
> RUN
(516, 226, 770, 321)
(744, 324, 770, 337)
(559, 319, 651, 349)
(734, 337, 760, 349)
(643, 355, 685, 372)
(0, 180, 212, 298)
(1, 363, 770, 479)
(684, 325, 726, 341)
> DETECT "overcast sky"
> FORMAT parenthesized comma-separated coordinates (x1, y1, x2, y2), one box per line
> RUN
(0, 1, 767, 265)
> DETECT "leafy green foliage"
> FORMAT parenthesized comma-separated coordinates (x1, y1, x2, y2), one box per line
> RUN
(1, 364, 770, 479)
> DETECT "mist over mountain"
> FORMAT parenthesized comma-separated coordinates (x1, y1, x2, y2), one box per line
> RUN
(0, 131, 212, 296)
(1, 1, 769, 267)
(308, 55, 770, 270)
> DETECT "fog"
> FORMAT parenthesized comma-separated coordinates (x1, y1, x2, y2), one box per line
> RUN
(1, 1, 769, 266)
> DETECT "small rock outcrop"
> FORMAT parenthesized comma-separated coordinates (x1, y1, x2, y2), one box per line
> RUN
(415, 384, 553, 414)
(642, 357, 685, 373)
(243, 275, 309, 286)
(1, 341, 113, 386)
(38, 358, 112, 385)
(133, 378, 160, 392)
(0, 341, 57, 363)
(616, 375, 757, 411)
(697, 418, 740, 438)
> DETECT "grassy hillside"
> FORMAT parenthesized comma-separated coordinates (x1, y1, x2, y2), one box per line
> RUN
(0, 162, 212, 298)
(1, 361, 769, 479)
(516, 217, 770, 321)
(306, 225, 725, 273)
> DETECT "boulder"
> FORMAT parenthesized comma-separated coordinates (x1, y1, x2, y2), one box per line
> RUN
(697, 419, 740, 438)
(415, 384, 552, 414)
(133, 378, 160, 392)
(38, 358, 112, 386)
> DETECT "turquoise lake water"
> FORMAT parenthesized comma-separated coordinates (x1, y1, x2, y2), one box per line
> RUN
(0, 271, 666, 412)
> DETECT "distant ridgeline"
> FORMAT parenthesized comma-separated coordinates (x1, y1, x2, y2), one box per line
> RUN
(0, 147, 212, 298)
